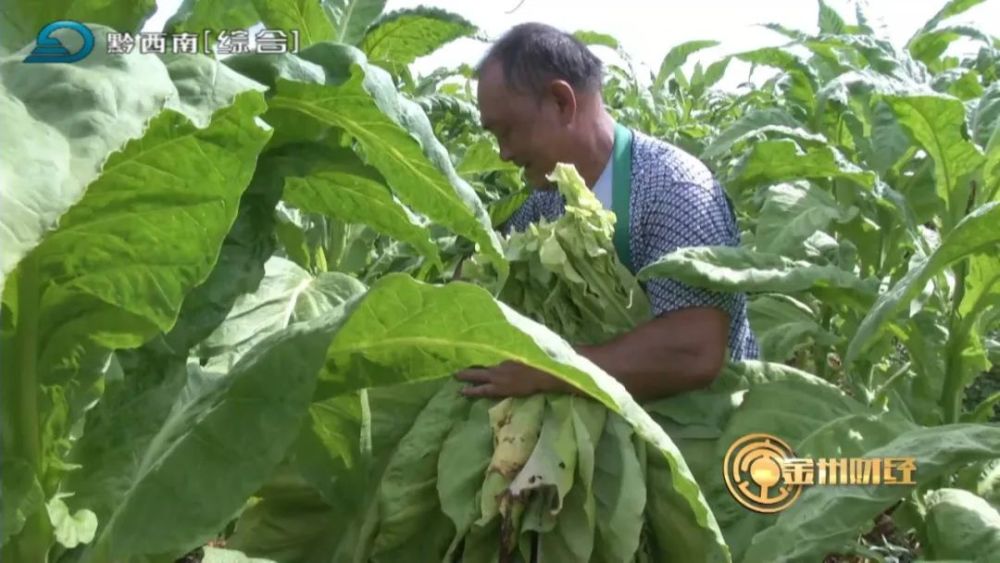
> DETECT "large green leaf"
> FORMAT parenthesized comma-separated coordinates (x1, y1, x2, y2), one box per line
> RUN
(220, 272, 730, 561)
(573, 30, 620, 50)
(360, 7, 476, 71)
(923, 488, 1000, 560)
(0, 458, 45, 546)
(284, 171, 442, 268)
(698, 56, 732, 91)
(734, 48, 817, 109)
(908, 25, 996, 66)
(0, 36, 179, 290)
(230, 380, 447, 563)
(259, 44, 505, 272)
(591, 415, 645, 563)
(654, 40, 719, 91)
(71, 253, 356, 560)
(637, 246, 877, 302)
(742, 424, 1000, 563)
(868, 100, 913, 176)
(748, 295, 838, 362)
(151, 55, 280, 355)
(325, 0, 387, 45)
(164, 0, 259, 35)
(817, 0, 847, 34)
(972, 82, 1000, 149)
(938, 248, 1000, 423)
(885, 94, 985, 225)
(253, 0, 335, 47)
(910, 0, 988, 39)
(795, 413, 919, 459)
(76, 327, 327, 562)
(735, 139, 877, 189)
(69, 254, 355, 560)
(698, 378, 904, 562)
(986, 127, 1000, 204)
(29, 90, 270, 374)
(314, 273, 730, 559)
(437, 399, 493, 552)
(193, 257, 366, 372)
(683, 376, 864, 562)
(700, 109, 815, 160)
(456, 138, 520, 177)
(755, 183, 858, 256)
(0, 1, 156, 52)
(367, 380, 466, 560)
(846, 202, 1000, 364)
(222, 428, 345, 563)
(0, 87, 70, 292)
(156, 154, 285, 355)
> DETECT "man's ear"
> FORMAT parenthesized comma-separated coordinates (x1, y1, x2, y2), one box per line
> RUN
(548, 80, 577, 124)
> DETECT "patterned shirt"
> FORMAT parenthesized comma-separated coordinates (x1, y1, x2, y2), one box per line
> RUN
(502, 129, 760, 361)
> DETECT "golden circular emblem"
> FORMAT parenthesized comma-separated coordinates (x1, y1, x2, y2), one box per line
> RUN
(723, 433, 802, 513)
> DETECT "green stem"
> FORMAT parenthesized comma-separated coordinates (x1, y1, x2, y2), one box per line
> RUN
(941, 259, 969, 423)
(873, 361, 912, 403)
(9, 255, 50, 562)
(815, 309, 831, 381)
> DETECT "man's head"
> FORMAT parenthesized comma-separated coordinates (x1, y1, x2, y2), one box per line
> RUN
(475, 23, 606, 188)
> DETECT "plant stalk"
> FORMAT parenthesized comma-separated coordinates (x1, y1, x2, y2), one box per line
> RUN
(8, 255, 50, 562)
(941, 259, 969, 423)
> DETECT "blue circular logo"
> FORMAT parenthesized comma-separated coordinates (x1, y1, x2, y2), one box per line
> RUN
(24, 21, 95, 64)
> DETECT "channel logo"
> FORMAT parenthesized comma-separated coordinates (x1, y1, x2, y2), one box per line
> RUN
(24, 20, 95, 64)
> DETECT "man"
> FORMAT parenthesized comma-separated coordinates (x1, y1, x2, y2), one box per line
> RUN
(456, 23, 758, 401)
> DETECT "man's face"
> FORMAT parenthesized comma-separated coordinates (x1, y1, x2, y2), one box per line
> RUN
(477, 61, 569, 188)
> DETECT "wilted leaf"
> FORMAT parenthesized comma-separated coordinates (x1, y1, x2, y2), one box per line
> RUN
(47, 496, 97, 549)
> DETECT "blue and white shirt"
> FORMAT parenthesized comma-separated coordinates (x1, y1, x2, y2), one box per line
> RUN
(502, 129, 760, 361)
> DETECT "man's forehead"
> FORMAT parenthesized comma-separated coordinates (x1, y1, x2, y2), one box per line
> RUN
(477, 64, 511, 126)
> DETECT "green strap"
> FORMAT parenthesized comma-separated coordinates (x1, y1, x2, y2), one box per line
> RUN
(611, 123, 634, 272)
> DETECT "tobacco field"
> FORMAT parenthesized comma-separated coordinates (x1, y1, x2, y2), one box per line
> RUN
(1, 0, 999, 562)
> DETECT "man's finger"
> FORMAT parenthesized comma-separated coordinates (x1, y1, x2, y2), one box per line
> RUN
(454, 368, 492, 384)
(461, 383, 500, 398)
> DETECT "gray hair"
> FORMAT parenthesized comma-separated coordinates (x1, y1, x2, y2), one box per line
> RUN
(476, 23, 604, 98)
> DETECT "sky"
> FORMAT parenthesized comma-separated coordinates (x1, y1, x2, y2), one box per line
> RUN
(143, 0, 1000, 89)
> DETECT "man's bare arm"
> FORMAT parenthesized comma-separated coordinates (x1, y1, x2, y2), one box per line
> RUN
(568, 307, 730, 401)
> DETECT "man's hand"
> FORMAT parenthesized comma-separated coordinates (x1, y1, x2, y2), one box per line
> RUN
(453, 307, 730, 401)
(454, 361, 572, 398)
